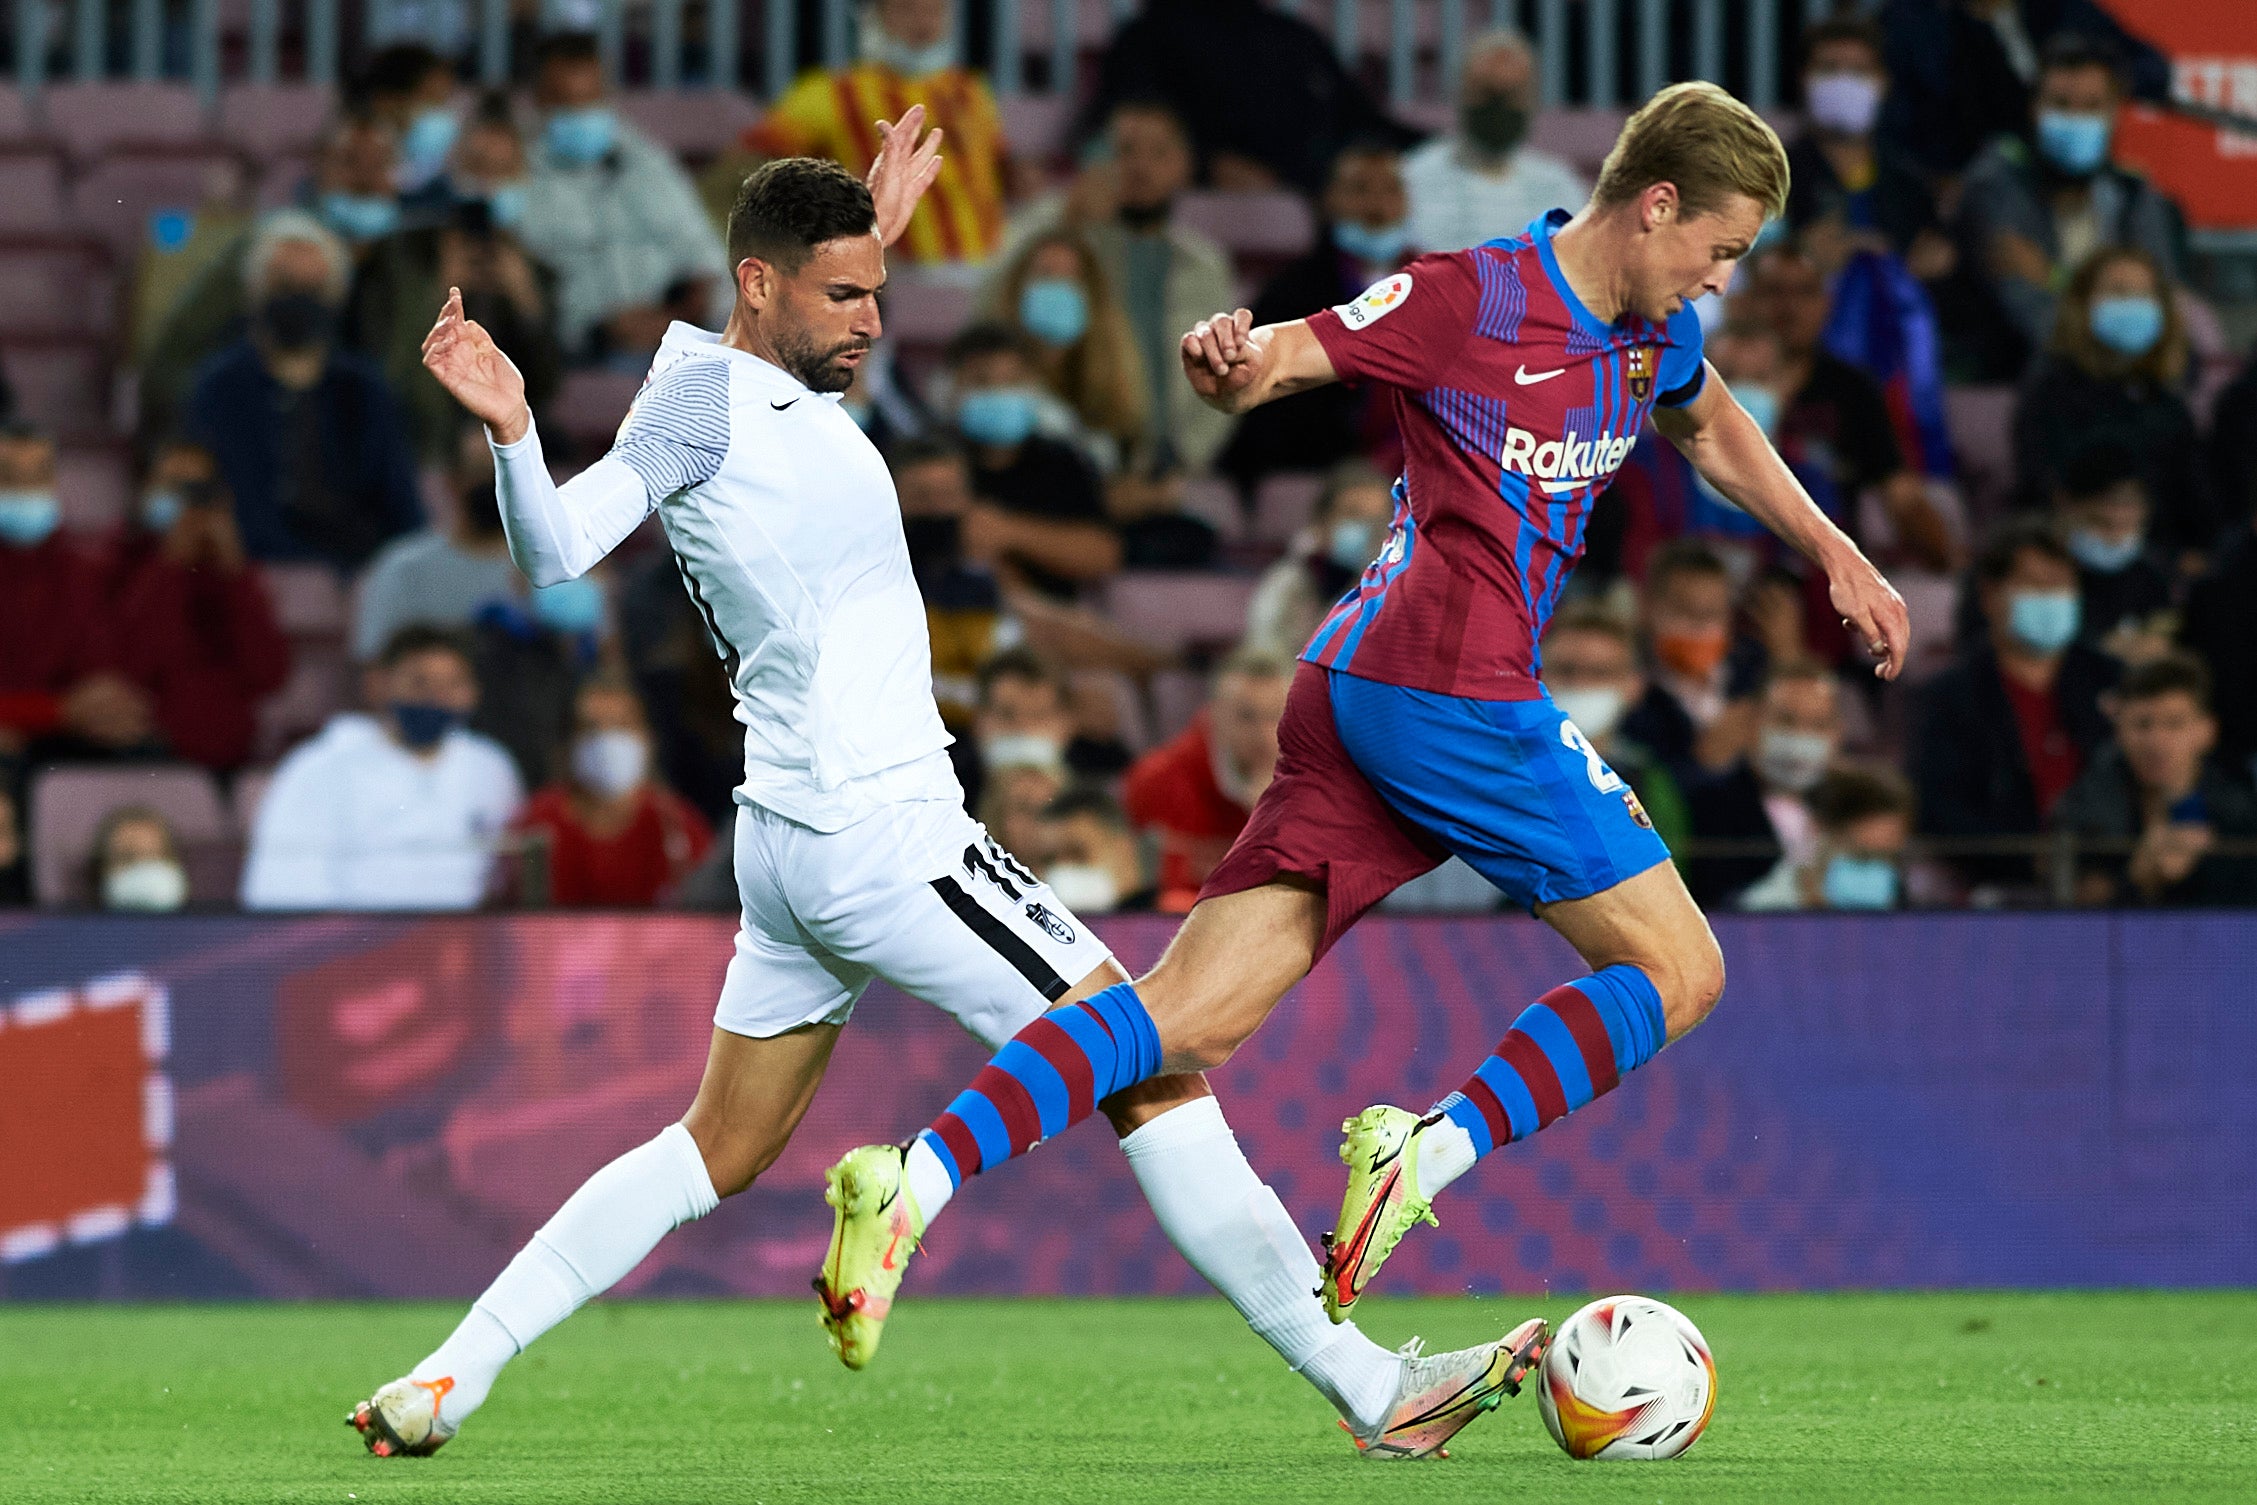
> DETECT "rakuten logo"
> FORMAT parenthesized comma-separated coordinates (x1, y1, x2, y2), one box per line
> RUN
(1501, 428, 1633, 493)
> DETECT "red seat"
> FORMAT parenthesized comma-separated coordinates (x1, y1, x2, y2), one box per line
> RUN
(880, 275, 977, 345)
(217, 84, 335, 165)
(0, 87, 32, 145)
(27, 762, 232, 906)
(1252, 472, 1324, 548)
(1, 335, 114, 436)
(256, 647, 354, 761)
(56, 442, 133, 529)
(548, 369, 643, 445)
(1147, 667, 1209, 744)
(1177, 476, 1245, 546)
(1000, 94, 1071, 161)
(70, 150, 251, 259)
(1943, 385, 2016, 522)
(40, 83, 209, 165)
(0, 240, 116, 338)
(1529, 108, 1631, 177)
(1103, 570, 1257, 654)
(0, 150, 69, 232)
(256, 153, 314, 210)
(618, 90, 762, 162)
(1174, 191, 1315, 260)
(260, 562, 350, 642)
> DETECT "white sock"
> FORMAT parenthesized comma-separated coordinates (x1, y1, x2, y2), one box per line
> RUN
(1120, 1097, 1400, 1432)
(411, 1121, 719, 1424)
(903, 1134, 957, 1225)
(1415, 1114, 1480, 1197)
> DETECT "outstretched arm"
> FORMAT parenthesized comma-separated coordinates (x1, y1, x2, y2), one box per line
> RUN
(1178, 311, 1338, 415)
(1652, 362, 1912, 680)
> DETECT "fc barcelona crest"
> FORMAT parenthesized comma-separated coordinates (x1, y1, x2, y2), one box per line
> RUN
(1625, 346, 1654, 402)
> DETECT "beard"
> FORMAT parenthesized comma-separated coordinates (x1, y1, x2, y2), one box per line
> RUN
(772, 323, 871, 393)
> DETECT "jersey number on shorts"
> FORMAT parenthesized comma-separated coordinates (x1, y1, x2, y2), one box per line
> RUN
(965, 836, 1039, 900)
(1559, 719, 1627, 794)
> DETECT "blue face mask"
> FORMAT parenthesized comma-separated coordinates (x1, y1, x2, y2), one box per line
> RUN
(1822, 853, 1900, 910)
(0, 489, 60, 546)
(1327, 518, 1377, 572)
(320, 191, 400, 242)
(1334, 218, 1412, 266)
(484, 181, 530, 231)
(2007, 589, 2081, 654)
(2067, 527, 2142, 574)
(530, 575, 605, 635)
(1733, 382, 1783, 437)
(1018, 278, 1090, 347)
(2088, 295, 2163, 358)
(2036, 109, 2112, 177)
(544, 107, 618, 167)
(957, 387, 1039, 448)
(389, 701, 461, 750)
(401, 107, 460, 175)
(141, 489, 185, 534)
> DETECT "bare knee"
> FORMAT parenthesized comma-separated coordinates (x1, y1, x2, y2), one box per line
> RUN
(1653, 933, 1726, 1038)
(1136, 967, 1250, 1075)
(681, 1111, 785, 1199)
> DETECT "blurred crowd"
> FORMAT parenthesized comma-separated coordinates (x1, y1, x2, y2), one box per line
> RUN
(3, 0, 2254, 917)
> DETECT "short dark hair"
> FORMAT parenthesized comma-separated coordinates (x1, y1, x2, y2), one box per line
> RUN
(361, 43, 451, 100)
(945, 321, 1037, 369)
(725, 156, 876, 273)
(977, 646, 1067, 704)
(1042, 785, 1130, 830)
(533, 30, 602, 72)
(378, 622, 477, 672)
(2117, 652, 2212, 714)
(1646, 539, 1732, 592)
(2057, 440, 2143, 502)
(1974, 517, 2073, 587)
(885, 435, 966, 475)
(1800, 15, 1885, 73)
(1809, 765, 1914, 830)
(2039, 31, 2123, 87)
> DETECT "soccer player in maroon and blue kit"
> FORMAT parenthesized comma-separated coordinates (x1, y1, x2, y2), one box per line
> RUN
(824, 83, 1911, 1434)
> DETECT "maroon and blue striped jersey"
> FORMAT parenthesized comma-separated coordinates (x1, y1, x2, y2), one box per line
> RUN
(1300, 210, 1708, 700)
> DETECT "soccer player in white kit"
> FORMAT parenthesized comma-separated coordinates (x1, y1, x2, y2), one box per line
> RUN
(349, 112, 1528, 1463)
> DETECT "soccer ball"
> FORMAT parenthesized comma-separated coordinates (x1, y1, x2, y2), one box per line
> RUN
(1536, 1295, 1716, 1460)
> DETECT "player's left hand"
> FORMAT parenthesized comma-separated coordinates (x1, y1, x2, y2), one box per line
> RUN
(867, 104, 944, 249)
(1829, 554, 1912, 681)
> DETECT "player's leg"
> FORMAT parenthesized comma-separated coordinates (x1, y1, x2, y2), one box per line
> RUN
(1320, 677, 1724, 1314)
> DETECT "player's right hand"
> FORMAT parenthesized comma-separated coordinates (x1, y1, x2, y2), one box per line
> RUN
(1180, 308, 1263, 410)
(422, 286, 530, 444)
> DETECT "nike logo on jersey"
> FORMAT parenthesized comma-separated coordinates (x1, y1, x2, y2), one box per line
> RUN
(1501, 426, 1635, 494)
(1514, 364, 1565, 385)
(771, 399, 799, 410)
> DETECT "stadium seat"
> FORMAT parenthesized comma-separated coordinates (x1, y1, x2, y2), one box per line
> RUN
(1147, 666, 1209, 744)
(40, 82, 209, 165)
(0, 240, 117, 338)
(1251, 471, 1324, 548)
(0, 87, 31, 144)
(1941, 385, 2016, 522)
(618, 90, 761, 162)
(1173, 191, 1315, 261)
(55, 443, 133, 529)
(1000, 94, 1071, 162)
(256, 152, 314, 210)
(549, 369, 643, 445)
(256, 647, 354, 759)
(1, 335, 114, 437)
(879, 275, 977, 346)
(70, 150, 251, 260)
(216, 83, 335, 165)
(1069, 667, 1151, 756)
(0, 151, 69, 232)
(26, 762, 231, 906)
(1530, 108, 1630, 176)
(1102, 570, 1257, 654)
(1177, 476, 1245, 546)
(230, 766, 273, 834)
(261, 563, 350, 642)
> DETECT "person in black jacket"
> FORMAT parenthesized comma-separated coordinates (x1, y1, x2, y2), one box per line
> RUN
(2180, 515, 2257, 790)
(2051, 440, 2173, 658)
(1785, 15, 1951, 280)
(2206, 352, 2257, 532)
(1218, 140, 1415, 493)
(1913, 518, 2118, 894)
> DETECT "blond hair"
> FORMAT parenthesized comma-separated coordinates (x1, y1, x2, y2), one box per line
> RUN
(1594, 81, 1789, 222)
(997, 228, 1150, 453)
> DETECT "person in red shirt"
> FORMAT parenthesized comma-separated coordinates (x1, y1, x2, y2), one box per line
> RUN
(102, 440, 292, 772)
(514, 673, 712, 907)
(1123, 649, 1291, 907)
(0, 423, 153, 761)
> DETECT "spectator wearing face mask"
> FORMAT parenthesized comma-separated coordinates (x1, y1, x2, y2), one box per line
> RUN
(1913, 519, 2117, 893)
(2053, 653, 2257, 907)
(346, 99, 563, 461)
(1739, 765, 1917, 912)
(100, 441, 291, 773)
(1123, 650, 1291, 907)
(891, 437, 1012, 729)
(1401, 28, 1586, 255)
(979, 759, 1065, 880)
(2013, 246, 2211, 566)
(522, 31, 729, 362)
(735, 0, 1008, 264)
(1683, 660, 1847, 907)
(359, 43, 459, 208)
(1538, 603, 1690, 856)
(1620, 542, 1769, 776)
(2049, 441, 2172, 662)
(185, 211, 424, 569)
(943, 325, 1122, 599)
(1220, 143, 1416, 492)
(1039, 786, 1157, 916)
(513, 674, 711, 907)
(1784, 16, 1951, 282)
(966, 648, 1131, 815)
(241, 624, 523, 910)
(1243, 461, 1395, 662)
(1958, 33, 2187, 363)
(90, 806, 191, 913)
(0, 422, 155, 763)
(990, 228, 1149, 479)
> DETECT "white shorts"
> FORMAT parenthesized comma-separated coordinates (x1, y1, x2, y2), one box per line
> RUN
(714, 795, 1116, 1048)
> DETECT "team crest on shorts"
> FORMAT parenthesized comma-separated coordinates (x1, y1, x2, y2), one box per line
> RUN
(1025, 902, 1076, 944)
(1333, 272, 1413, 330)
(1626, 346, 1655, 402)
(1621, 788, 1654, 829)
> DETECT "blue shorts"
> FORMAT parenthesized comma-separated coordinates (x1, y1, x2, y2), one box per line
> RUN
(1327, 669, 1673, 912)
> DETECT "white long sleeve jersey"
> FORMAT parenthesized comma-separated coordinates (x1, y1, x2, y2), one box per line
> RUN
(492, 323, 956, 832)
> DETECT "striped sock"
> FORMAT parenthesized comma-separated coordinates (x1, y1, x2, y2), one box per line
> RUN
(915, 982, 1164, 1190)
(1431, 964, 1667, 1167)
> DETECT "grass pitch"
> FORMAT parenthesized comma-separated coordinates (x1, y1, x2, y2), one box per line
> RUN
(2, 1293, 2252, 1503)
